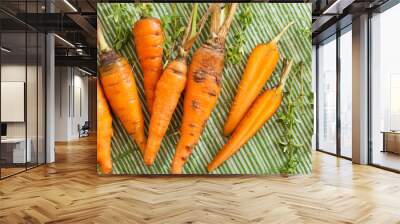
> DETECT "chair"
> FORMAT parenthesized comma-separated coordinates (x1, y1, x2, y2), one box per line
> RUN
(78, 121, 90, 138)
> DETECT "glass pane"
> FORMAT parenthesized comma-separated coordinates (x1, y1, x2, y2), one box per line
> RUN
(312, 45, 317, 150)
(371, 3, 400, 171)
(27, 31, 38, 169)
(1, 30, 27, 177)
(38, 32, 45, 165)
(318, 37, 337, 154)
(340, 29, 352, 158)
(26, 0, 40, 169)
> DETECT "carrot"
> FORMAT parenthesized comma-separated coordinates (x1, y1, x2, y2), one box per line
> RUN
(223, 21, 294, 136)
(97, 20, 147, 154)
(208, 59, 294, 173)
(97, 80, 113, 174)
(170, 3, 238, 174)
(144, 4, 211, 166)
(132, 8, 164, 114)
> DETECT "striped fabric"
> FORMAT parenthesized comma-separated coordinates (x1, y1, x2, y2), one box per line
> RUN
(97, 3, 313, 175)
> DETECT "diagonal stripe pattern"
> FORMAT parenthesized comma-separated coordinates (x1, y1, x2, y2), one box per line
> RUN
(97, 3, 313, 175)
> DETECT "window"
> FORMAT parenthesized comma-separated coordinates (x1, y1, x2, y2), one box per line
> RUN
(339, 28, 352, 158)
(370, 3, 400, 171)
(317, 36, 337, 154)
(0, 0, 47, 179)
(390, 75, 400, 130)
(312, 45, 317, 150)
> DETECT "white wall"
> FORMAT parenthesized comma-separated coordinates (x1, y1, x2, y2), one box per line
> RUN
(54, 66, 89, 141)
(1, 63, 46, 164)
(55, 66, 70, 141)
(1, 65, 35, 138)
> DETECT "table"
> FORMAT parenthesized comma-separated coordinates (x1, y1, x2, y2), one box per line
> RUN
(1, 138, 31, 163)
(381, 131, 400, 154)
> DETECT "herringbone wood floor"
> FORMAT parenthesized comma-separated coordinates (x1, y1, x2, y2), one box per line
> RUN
(1, 136, 400, 224)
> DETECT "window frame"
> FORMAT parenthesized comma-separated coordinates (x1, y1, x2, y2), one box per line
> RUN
(315, 24, 353, 161)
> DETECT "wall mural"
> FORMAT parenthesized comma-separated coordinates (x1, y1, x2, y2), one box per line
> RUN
(97, 3, 313, 175)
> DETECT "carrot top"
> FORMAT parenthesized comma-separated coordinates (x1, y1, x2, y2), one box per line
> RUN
(97, 19, 111, 53)
(271, 21, 295, 44)
(135, 3, 153, 18)
(208, 3, 238, 47)
(277, 59, 294, 92)
(179, 4, 211, 57)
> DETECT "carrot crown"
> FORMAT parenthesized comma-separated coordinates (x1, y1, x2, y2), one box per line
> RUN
(278, 59, 294, 91)
(209, 3, 238, 46)
(271, 21, 294, 44)
(137, 3, 153, 18)
(97, 19, 111, 53)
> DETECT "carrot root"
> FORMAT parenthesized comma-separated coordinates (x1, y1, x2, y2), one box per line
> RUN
(171, 3, 238, 174)
(208, 59, 294, 172)
(97, 80, 113, 174)
(223, 21, 294, 136)
(133, 17, 164, 114)
(99, 51, 147, 155)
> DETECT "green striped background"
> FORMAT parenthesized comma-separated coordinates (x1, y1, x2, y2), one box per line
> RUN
(97, 3, 313, 175)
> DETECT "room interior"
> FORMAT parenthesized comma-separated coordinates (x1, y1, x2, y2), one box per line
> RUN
(313, 0, 400, 172)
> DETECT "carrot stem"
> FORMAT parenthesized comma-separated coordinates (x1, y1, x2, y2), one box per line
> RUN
(217, 3, 238, 43)
(182, 4, 211, 54)
(278, 59, 294, 91)
(190, 3, 198, 38)
(97, 19, 111, 52)
(210, 3, 222, 34)
(271, 21, 294, 44)
(219, 4, 229, 28)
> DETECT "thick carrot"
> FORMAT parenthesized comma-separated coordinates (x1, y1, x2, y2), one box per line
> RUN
(144, 4, 210, 166)
(223, 21, 294, 136)
(97, 80, 113, 174)
(208, 59, 294, 172)
(133, 16, 164, 114)
(170, 3, 238, 174)
(97, 20, 147, 154)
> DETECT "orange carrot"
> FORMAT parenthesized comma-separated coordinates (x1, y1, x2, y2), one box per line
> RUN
(170, 3, 238, 174)
(144, 4, 210, 166)
(133, 13, 164, 114)
(208, 59, 294, 172)
(223, 21, 294, 136)
(97, 80, 113, 174)
(97, 20, 147, 154)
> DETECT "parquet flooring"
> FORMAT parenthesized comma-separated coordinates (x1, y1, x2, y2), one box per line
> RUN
(1, 136, 400, 223)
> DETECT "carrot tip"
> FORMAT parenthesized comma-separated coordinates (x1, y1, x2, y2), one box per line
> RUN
(171, 162, 183, 174)
(207, 164, 216, 173)
(100, 163, 112, 175)
(143, 157, 154, 166)
(171, 169, 182, 174)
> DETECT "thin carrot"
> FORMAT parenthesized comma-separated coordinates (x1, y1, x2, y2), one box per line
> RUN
(144, 4, 210, 166)
(97, 80, 113, 174)
(97, 20, 147, 154)
(208, 59, 294, 173)
(132, 7, 164, 114)
(170, 3, 238, 174)
(223, 21, 294, 136)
